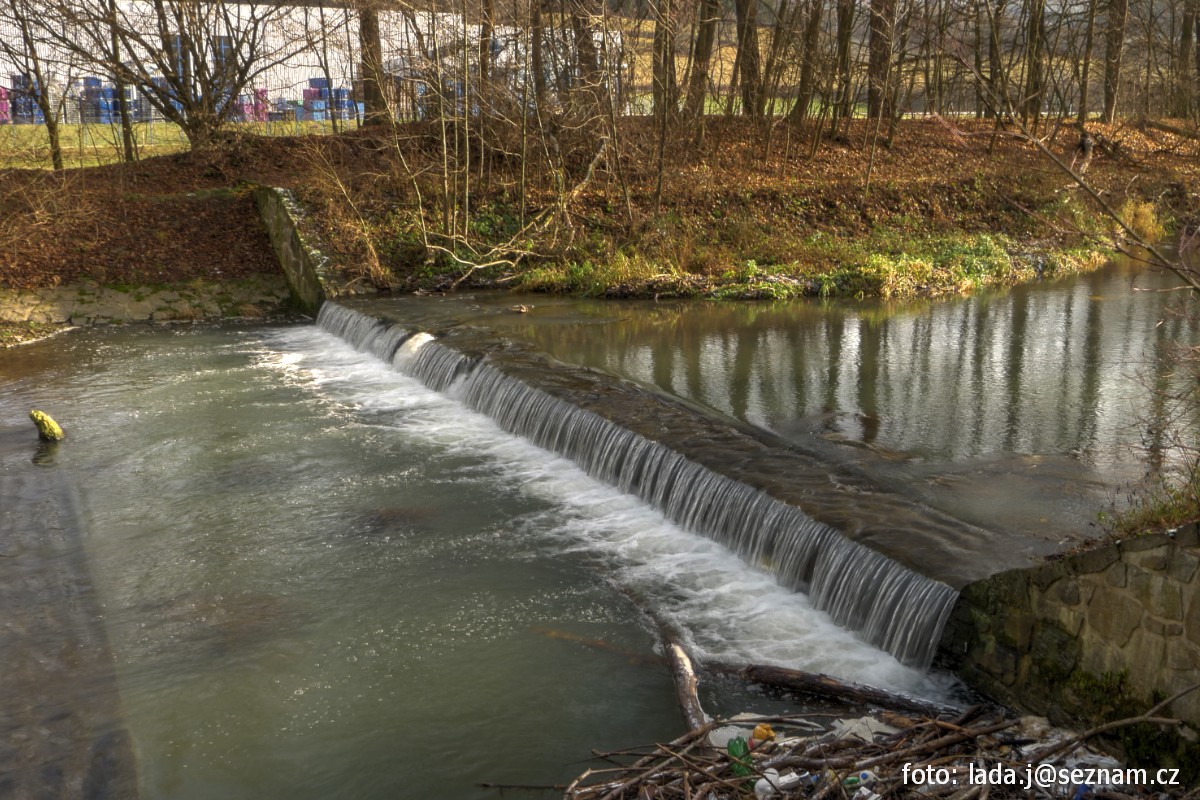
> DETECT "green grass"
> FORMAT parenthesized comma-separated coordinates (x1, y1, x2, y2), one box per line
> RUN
(509, 229, 1108, 300)
(0, 119, 360, 170)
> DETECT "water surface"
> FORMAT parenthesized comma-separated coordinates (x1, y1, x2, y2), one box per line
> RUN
(354, 260, 1199, 543)
(0, 322, 949, 799)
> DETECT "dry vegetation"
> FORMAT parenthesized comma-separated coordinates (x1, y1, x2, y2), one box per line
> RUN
(0, 117, 1197, 299)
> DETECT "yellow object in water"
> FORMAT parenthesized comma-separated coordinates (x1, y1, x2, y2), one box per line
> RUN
(751, 723, 776, 745)
(29, 410, 65, 442)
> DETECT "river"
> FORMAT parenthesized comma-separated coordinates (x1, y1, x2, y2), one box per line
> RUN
(0, 258, 1193, 798)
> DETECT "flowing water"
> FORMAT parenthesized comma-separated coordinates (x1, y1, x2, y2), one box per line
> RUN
(4, 258, 1195, 797)
(348, 259, 1200, 545)
(0, 321, 951, 800)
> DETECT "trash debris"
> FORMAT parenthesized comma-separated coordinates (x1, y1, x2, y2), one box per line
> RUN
(561, 704, 1186, 799)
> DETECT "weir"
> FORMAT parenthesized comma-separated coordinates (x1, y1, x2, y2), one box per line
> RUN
(317, 302, 965, 668)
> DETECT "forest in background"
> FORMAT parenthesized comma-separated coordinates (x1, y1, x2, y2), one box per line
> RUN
(0, 0, 1197, 298)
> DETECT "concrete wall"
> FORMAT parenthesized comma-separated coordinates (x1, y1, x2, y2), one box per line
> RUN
(939, 526, 1200, 770)
(253, 187, 334, 316)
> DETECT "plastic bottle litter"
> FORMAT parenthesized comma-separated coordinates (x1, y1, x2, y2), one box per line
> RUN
(727, 735, 752, 778)
(753, 768, 810, 798)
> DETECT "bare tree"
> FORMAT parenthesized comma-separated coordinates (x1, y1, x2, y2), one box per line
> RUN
(0, 0, 74, 168)
(36, 0, 307, 147)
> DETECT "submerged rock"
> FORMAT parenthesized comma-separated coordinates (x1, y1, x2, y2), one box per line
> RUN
(29, 410, 64, 442)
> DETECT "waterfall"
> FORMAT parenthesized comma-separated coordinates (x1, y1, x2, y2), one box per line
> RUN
(316, 303, 958, 668)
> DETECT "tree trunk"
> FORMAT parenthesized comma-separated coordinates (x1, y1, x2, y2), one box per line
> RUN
(684, 0, 720, 118)
(1178, 0, 1196, 117)
(834, 0, 855, 118)
(791, 0, 826, 121)
(1102, 0, 1128, 123)
(1022, 0, 1045, 126)
(530, 0, 547, 112)
(108, 0, 135, 162)
(974, 1, 985, 116)
(733, 0, 764, 116)
(653, 0, 679, 117)
(868, 0, 895, 119)
(479, 0, 495, 86)
(1078, 0, 1097, 122)
(987, 0, 1005, 117)
(358, 2, 389, 125)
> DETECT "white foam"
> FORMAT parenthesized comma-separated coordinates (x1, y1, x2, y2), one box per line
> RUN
(256, 325, 955, 700)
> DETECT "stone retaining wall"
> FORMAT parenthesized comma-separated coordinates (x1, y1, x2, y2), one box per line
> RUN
(253, 186, 340, 315)
(938, 526, 1200, 771)
(0, 276, 291, 325)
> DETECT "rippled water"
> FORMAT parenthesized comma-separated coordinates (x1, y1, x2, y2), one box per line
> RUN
(0, 322, 952, 799)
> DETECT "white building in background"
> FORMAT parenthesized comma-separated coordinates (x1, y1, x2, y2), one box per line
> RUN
(0, 2, 626, 124)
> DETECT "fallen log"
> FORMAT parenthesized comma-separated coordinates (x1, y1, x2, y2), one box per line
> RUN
(708, 662, 956, 719)
(1134, 116, 1200, 142)
(666, 641, 709, 732)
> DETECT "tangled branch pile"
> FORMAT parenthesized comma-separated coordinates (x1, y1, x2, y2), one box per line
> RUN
(563, 703, 1194, 800)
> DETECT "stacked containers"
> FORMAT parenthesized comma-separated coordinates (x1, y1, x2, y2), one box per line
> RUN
(97, 86, 117, 125)
(11, 74, 43, 124)
(303, 78, 331, 121)
(251, 88, 269, 122)
(331, 86, 354, 120)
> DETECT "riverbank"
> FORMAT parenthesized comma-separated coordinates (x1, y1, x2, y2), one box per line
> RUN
(2, 118, 1196, 308)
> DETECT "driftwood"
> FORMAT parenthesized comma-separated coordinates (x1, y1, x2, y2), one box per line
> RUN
(667, 641, 709, 732)
(709, 662, 956, 719)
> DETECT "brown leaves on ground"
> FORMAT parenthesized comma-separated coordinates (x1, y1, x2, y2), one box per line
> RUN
(1, 118, 1197, 290)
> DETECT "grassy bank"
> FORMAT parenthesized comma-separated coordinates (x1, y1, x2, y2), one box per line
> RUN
(1, 117, 1196, 302)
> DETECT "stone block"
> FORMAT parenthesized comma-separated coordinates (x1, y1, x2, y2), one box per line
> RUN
(1031, 563, 1066, 592)
(1070, 544, 1120, 575)
(1119, 533, 1171, 554)
(1046, 578, 1081, 607)
(1168, 550, 1200, 583)
(1134, 552, 1168, 571)
(1078, 640, 1123, 679)
(1121, 629, 1166, 690)
(1187, 592, 1200, 644)
(1002, 612, 1034, 650)
(1176, 524, 1200, 548)
(1167, 640, 1200, 672)
(1031, 621, 1081, 679)
(1086, 586, 1144, 646)
(1078, 580, 1097, 604)
(1156, 582, 1184, 622)
(1054, 606, 1085, 636)
(1143, 618, 1184, 636)
(1129, 571, 1184, 621)
(1105, 562, 1128, 588)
